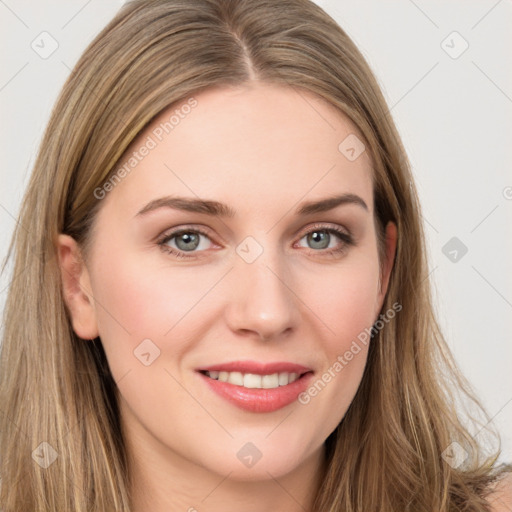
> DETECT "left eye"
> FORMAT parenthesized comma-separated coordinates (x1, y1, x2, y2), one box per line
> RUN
(297, 228, 348, 251)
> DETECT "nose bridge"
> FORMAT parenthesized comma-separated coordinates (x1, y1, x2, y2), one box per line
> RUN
(225, 234, 299, 339)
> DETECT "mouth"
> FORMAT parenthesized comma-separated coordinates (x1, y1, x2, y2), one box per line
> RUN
(198, 369, 312, 389)
(195, 361, 315, 413)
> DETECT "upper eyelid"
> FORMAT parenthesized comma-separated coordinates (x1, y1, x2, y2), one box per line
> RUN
(296, 222, 350, 236)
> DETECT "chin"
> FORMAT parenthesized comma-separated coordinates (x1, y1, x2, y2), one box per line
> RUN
(199, 437, 318, 482)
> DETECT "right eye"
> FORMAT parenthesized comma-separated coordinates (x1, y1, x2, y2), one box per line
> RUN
(157, 227, 216, 259)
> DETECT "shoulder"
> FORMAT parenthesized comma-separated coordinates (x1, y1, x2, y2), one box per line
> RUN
(486, 472, 512, 512)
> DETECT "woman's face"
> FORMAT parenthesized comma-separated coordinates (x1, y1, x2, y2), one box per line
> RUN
(59, 82, 396, 483)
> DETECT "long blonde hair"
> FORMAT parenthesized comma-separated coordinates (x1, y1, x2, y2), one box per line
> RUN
(0, 0, 509, 510)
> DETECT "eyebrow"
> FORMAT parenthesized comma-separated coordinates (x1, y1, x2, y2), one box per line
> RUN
(135, 193, 368, 218)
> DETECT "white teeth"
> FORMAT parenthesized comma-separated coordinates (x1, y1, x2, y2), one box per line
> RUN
(227, 371, 244, 386)
(278, 372, 289, 386)
(261, 373, 279, 388)
(243, 373, 261, 388)
(204, 370, 302, 388)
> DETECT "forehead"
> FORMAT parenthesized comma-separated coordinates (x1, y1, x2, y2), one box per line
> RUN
(101, 82, 373, 219)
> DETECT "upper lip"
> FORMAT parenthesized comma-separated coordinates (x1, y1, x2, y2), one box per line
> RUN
(196, 360, 313, 375)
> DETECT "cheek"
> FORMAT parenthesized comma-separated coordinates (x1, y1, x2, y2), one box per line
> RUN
(88, 247, 218, 377)
(294, 255, 380, 425)
(304, 255, 381, 351)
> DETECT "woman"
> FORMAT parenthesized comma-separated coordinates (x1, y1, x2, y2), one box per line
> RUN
(0, 0, 510, 510)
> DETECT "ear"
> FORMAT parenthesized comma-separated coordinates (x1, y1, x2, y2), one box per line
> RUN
(376, 221, 397, 311)
(56, 234, 99, 340)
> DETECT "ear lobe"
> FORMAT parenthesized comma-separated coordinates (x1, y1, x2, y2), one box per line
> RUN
(56, 234, 99, 340)
(377, 221, 398, 310)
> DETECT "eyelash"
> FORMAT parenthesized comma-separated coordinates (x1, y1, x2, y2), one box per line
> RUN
(157, 223, 354, 260)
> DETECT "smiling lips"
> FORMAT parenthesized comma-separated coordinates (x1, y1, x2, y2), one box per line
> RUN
(196, 360, 314, 413)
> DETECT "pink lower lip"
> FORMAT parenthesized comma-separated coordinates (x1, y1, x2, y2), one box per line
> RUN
(198, 371, 314, 413)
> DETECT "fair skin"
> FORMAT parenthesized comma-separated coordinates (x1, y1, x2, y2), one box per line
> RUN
(488, 473, 512, 512)
(57, 81, 399, 511)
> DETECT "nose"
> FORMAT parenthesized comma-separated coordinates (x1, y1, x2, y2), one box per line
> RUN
(223, 247, 300, 341)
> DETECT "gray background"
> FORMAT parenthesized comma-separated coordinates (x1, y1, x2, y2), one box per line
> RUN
(1, 0, 511, 464)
